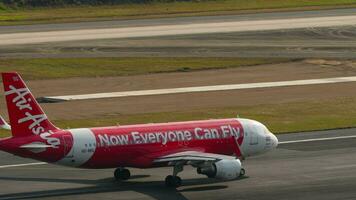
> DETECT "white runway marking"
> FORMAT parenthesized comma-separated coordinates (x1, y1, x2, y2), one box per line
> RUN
(324, 164, 356, 170)
(279, 135, 356, 144)
(1, 15, 356, 45)
(42, 76, 356, 102)
(0, 162, 47, 169)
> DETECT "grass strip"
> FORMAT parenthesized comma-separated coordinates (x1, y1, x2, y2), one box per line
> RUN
(0, 57, 290, 80)
(1, 0, 356, 25)
(1, 97, 356, 138)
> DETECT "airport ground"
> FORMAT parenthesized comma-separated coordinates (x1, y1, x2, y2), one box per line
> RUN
(0, 129, 356, 200)
(0, 9, 356, 137)
(2, 26, 356, 58)
(1, 9, 356, 58)
(1, 0, 356, 26)
(0, 7, 356, 200)
(0, 57, 356, 132)
(1, 58, 356, 137)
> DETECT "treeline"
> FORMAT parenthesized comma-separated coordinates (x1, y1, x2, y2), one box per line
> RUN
(0, 0, 190, 7)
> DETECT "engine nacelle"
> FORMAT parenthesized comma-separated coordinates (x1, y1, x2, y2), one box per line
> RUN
(197, 159, 242, 180)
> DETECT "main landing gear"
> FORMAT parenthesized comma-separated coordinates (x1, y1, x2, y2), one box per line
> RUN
(165, 175, 182, 187)
(165, 164, 183, 187)
(114, 168, 131, 181)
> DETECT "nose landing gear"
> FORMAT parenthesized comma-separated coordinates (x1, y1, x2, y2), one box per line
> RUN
(165, 163, 184, 187)
(240, 168, 246, 177)
(114, 168, 131, 181)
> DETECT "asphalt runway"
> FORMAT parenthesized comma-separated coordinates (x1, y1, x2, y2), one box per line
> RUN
(1, 9, 356, 58)
(0, 128, 355, 200)
(1, 26, 355, 58)
(2, 15, 356, 46)
(1, 8, 356, 34)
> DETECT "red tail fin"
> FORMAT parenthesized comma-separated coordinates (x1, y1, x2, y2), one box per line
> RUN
(2, 72, 59, 137)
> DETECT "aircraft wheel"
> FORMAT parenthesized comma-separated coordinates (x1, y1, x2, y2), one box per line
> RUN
(114, 168, 131, 181)
(240, 168, 246, 177)
(165, 175, 182, 187)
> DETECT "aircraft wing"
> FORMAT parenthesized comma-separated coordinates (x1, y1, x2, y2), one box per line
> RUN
(153, 151, 236, 165)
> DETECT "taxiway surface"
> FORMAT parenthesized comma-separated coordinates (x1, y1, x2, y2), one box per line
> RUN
(1, 8, 356, 34)
(2, 15, 356, 46)
(1, 8, 356, 58)
(0, 128, 355, 200)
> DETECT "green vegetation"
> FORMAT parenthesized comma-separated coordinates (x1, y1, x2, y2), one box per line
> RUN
(0, 57, 290, 80)
(2, 0, 356, 8)
(1, 97, 356, 138)
(53, 97, 356, 133)
(1, 0, 356, 25)
(0, 130, 9, 138)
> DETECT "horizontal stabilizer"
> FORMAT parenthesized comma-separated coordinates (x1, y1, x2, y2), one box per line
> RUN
(0, 115, 11, 130)
(20, 143, 54, 149)
(20, 142, 54, 153)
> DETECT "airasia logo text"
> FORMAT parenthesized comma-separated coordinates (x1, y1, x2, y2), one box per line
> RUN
(5, 85, 60, 148)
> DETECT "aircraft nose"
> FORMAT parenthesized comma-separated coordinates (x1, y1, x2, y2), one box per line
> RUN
(271, 133, 278, 149)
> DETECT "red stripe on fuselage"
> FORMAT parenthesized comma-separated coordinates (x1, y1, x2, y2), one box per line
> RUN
(0, 118, 244, 169)
(84, 118, 243, 168)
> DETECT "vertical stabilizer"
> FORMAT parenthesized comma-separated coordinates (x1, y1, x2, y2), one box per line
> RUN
(2, 72, 59, 137)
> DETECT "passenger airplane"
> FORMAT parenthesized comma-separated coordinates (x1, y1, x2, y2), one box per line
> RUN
(0, 72, 278, 187)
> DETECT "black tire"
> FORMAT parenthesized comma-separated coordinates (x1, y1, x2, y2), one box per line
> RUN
(165, 175, 175, 187)
(175, 176, 182, 187)
(121, 169, 131, 180)
(165, 175, 182, 187)
(240, 168, 246, 177)
(114, 168, 121, 180)
(114, 168, 131, 181)
(207, 174, 215, 178)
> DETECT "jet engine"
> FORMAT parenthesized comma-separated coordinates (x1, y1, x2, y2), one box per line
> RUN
(197, 159, 242, 180)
